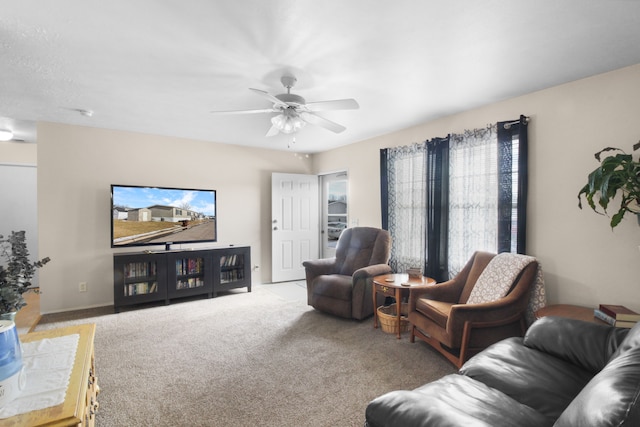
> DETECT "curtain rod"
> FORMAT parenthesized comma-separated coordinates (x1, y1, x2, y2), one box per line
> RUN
(503, 116, 530, 129)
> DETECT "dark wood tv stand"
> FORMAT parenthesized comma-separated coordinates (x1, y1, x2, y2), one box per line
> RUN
(113, 246, 251, 312)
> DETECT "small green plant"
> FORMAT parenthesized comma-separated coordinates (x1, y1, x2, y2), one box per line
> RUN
(0, 231, 50, 314)
(578, 142, 640, 229)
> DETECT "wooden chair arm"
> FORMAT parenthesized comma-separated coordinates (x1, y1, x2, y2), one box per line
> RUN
(447, 290, 529, 341)
(409, 278, 464, 311)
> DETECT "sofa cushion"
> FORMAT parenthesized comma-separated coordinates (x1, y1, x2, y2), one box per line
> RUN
(365, 374, 552, 427)
(311, 274, 352, 300)
(554, 321, 640, 427)
(554, 346, 640, 427)
(610, 319, 640, 362)
(466, 253, 536, 304)
(524, 316, 628, 374)
(414, 298, 453, 328)
(460, 337, 593, 420)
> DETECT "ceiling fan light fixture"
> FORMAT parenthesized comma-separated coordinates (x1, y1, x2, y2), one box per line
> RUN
(271, 111, 306, 134)
(211, 73, 358, 139)
(0, 129, 14, 141)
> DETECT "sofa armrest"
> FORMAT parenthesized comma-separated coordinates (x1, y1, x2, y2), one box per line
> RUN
(349, 264, 392, 320)
(352, 263, 392, 281)
(302, 257, 338, 278)
(523, 316, 629, 373)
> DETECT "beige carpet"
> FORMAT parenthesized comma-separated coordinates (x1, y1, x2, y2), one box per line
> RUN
(36, 286, 456, 427)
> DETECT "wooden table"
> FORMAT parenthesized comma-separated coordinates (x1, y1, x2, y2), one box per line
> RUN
(373, 273, 436, 339)
(535, 304, 608, 325)
(5, 324, 99, 427)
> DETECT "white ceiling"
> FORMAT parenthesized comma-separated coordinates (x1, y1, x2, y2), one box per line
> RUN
(2, 0, 640, 153)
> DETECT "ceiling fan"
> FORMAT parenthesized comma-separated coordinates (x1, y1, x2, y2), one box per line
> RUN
(0, 129, 25, 142)
(210, 75, 359, 137)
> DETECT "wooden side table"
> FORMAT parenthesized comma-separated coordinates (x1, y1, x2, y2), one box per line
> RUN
(373, 273, 436, 339)
(535, 304, 608, 325)
(6, 324, 99, 427)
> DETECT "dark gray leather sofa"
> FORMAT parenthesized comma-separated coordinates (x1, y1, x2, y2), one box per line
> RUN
(365, 316, 640, 427)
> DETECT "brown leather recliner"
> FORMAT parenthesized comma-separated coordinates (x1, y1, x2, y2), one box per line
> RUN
(409, 251, 538, 368)
(302, 227, 392, 320)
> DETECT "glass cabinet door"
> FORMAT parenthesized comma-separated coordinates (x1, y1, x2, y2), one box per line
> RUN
(166, 251, 212, 299)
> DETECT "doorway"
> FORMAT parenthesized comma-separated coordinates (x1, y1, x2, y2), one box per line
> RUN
(0, 163, 38, 264)
(320, 171, 348, 258)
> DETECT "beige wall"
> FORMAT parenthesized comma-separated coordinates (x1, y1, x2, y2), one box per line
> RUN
(25, 63, 640, 314)
(313, 64, 640, 312)
(37, 123, 312, 313)
(0, 141, 37, 165)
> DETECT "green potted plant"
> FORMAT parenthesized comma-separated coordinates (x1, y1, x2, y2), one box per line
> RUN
(578, 141, 640, 228)
(0, 231, 50, 319)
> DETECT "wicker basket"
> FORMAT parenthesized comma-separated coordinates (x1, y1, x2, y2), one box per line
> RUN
(377, 303, 410, 334)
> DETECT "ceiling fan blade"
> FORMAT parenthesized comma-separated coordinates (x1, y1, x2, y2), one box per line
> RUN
(304, 98, 359, 112)
(299, 112, 346, 133)
(265, 124, 280, 137)
(249, 88, 289, 108)
(210, 108, 276, 115)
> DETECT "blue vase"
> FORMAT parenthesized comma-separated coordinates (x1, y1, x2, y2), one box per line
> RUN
(0, 319, 26, 406)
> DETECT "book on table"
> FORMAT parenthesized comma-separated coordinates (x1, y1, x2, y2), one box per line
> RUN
(594, 309, 638, 328)
(598, 304, 640, 322)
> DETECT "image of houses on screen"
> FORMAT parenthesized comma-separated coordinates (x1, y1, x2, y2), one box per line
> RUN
(111, 186, 217, 247)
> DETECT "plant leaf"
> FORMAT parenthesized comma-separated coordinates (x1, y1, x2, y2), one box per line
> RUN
(611, 210, 625, 228)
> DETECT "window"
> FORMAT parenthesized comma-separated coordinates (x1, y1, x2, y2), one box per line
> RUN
(381, 117, 528, 281)
(381, 143, 426, 274)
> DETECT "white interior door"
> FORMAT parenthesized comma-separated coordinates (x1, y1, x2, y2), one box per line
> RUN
(271, 172, 319, 282)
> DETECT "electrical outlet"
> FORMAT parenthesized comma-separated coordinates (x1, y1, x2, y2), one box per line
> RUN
(79, 282, 87, 292)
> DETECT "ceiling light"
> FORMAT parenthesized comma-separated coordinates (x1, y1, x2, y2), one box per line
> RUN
(0, 129, 14, 141)
(271, 110, 306, 134)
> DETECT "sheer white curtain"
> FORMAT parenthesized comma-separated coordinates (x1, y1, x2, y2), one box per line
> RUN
(382, 119, 527, 281)
(385, 143, 426, 273)
(447, 125, 498, 277)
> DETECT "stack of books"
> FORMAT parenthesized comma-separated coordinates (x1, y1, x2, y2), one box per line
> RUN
(594, 304, 640, 328)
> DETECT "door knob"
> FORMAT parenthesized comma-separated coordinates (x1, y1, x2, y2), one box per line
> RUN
(273, 226, 278, 231)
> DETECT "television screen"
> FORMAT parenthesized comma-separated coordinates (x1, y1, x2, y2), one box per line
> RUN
(111, 184, 217, 249)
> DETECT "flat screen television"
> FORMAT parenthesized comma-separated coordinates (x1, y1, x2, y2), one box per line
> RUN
(111, 184, 217, 249)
